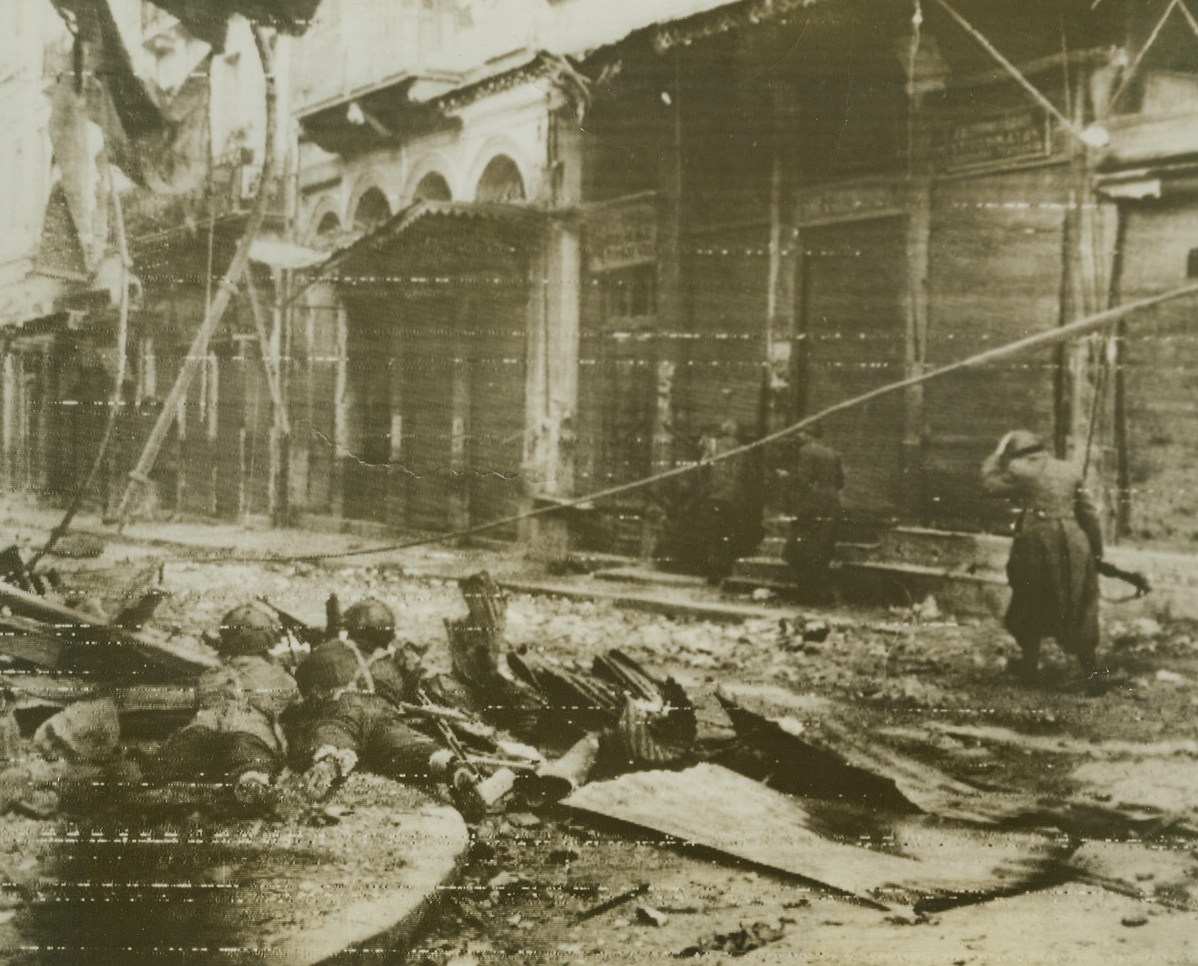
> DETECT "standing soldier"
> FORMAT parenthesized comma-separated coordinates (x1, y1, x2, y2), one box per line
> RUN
(981, 430, 1104, 681)
(780, 426, 844, 602)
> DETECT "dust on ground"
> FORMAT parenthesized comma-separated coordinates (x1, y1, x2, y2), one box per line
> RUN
(11, 530, 1198, 964)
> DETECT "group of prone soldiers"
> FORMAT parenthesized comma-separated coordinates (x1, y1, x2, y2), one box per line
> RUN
(142, 598, 490, 819)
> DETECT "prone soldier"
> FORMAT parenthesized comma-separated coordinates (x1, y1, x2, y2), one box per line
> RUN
(146, 603, 299, 805)
(287, 598, 488, 819)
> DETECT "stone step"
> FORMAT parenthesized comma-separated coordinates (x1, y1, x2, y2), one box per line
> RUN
(875, 526, 1010, 573)
(835, 560, 1009, 614)
(730, 556, 793, 584)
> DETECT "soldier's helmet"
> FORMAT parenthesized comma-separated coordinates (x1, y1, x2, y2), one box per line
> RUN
(999, 429, 1045, 460)
(343, 598, 396, 650)
(217, 603, 280, 657)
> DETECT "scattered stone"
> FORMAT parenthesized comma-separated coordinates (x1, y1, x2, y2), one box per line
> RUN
(678, 920, 788, 958)
(802, 620, 831, 643)
(506, 812, 542, 829)
(1121, 915, 1149, 928)
(34, 699, 120, 764)
(635, 904, 669, 927)
(487, 871, 521, 890)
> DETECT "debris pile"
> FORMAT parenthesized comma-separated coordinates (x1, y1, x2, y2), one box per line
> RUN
(0, 558, 1193, 961)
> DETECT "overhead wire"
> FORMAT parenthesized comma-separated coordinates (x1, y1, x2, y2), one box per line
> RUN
(153, 277, 1198, 566)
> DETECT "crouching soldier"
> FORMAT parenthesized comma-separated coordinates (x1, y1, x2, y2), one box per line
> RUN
(697, 420, 764, 585)
(981, 430, 1104, 681)
(780, 427, 844, 603)
(148, 604, 299, 805)
(287, 598, 487, 820)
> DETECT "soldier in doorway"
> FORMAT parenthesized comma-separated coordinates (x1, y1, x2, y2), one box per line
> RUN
(779, 426, 844, 602)
(980, 430, 1104, 682)
(695, 420, 764, 585)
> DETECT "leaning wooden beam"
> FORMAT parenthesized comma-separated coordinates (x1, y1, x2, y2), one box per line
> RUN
(0, 581, 216, 674)
(112, 27, 280, 526)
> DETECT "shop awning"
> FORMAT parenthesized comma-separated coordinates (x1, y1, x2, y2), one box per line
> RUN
(287, 200, 551, 302)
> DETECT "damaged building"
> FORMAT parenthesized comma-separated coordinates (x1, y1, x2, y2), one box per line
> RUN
(3, 0, 1198, 585)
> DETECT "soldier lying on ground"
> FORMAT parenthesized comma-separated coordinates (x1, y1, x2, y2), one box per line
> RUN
(142, 604, 299, 806)
(286, 598, 488, 820)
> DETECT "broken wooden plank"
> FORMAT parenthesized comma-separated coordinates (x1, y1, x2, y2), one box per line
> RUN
(1069, 841, 1198, 911)
(564, 763, 1063, 909)
(0, 616, 69, 669)
(717, 691, 1016, 824)
(0, 580, 215, 675)
(445, 572, 507, 688)
(1, 673, 199, 714)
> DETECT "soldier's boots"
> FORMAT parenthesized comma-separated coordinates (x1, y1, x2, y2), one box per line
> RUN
(302, 747, 359, 802)
(449, 767, 487, 823)
(232, 770, 278, 809)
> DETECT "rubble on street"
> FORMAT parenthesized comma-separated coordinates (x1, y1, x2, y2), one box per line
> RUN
(0, 528, 1193, 962)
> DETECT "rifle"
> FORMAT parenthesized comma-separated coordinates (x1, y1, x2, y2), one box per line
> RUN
(1096, 559, 1151, 598)
(257, 597, 332, 647)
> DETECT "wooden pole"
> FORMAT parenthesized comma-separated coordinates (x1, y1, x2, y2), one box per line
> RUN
(1108, 207, 1131, 540)
(112, 27, 280, 526)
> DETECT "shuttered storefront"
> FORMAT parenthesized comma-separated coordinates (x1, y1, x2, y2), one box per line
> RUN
(467, 285, 529, 537)
(576, 200, 660, 553)
(798, 217, 907, 522)
(923, 168, 1066, 529)
(684, 224, 769, 435)
(1114, 202, 1198, 550)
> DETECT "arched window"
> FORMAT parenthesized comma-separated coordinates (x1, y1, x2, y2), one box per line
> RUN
(353, 187, 391, 231)
(475, 155, 525, 203)
(413, 171, 452, 202)
(315, 211, 341, 238)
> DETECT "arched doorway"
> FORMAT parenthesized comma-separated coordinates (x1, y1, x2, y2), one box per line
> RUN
(475, 155, 525, 203)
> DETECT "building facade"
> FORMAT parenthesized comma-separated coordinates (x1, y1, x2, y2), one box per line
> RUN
(3, 0, 1198, 567)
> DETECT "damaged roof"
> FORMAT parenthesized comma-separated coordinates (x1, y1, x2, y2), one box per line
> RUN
(145, 0, 324, 49)
(298, 199, 550, 291)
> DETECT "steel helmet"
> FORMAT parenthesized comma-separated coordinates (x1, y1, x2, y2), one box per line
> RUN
(343, 598, 396, 649)
(217, 603, 279, 656)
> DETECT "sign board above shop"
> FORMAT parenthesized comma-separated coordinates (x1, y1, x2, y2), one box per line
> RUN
(794, 180, 907, 227)
(938, 109, 1054, 173)
(584, 195, 658, 274)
